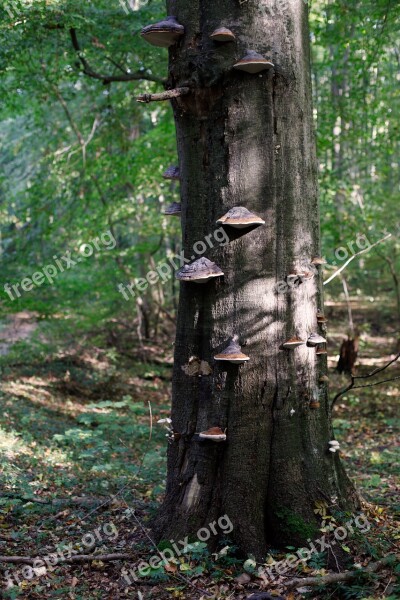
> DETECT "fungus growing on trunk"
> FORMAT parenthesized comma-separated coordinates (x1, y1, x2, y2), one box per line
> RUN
(162, 165, 180, 180)
(281, 337, 306, 349)
(307, 333, 327, 347)
(311, 256, 327, 266)
(214, 335, 250, 364)
(233, 50, 274, 74)
(216, 206, 265, 229)
(176, 257, 224, 283)
(210, 27, 235, 42)
(199, 427, 226, 442)
(164, 202, 181, 216)
(141, 16, 184, 48)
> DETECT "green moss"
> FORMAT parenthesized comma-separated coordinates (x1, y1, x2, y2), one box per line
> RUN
(276, 508, 319, 541)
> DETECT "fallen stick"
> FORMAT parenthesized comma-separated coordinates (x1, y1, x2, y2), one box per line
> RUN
(0, 553, 131, 566)
(284, 555, 397, 590)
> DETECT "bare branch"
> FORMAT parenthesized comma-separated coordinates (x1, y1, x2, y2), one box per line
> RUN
(137, 87, 190, 103)
(0, 553, 131, 565)
(69, 28, 166, 86)
(332, 351, 400, 407)
(324, 233, 392, 286)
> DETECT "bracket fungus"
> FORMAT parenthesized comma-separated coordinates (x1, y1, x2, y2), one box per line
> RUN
(317, 310, 328, 324)
(199, 427, 226, 442)
(214, 335, 249, 364)
(307, 333, 327, 347)
(319, 375, 330, 383)
(233, 50, 274, 74)
(162, 165, 180, 180)
(210, 27, 235, 42)
(311, 256, 327, 266)
(309, 400, 320, 409)
(282, 336, 305, 349)
(316, 347, 328, 356)
(216, 206, 265, 229)
(176, 257, 224, 283)
(140, 16, 184, 48)
(164, 202, 181, 217)
(328, 440, 340, 453)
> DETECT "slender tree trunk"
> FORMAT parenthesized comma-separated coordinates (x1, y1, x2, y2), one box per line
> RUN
(154, 0, 358, 556)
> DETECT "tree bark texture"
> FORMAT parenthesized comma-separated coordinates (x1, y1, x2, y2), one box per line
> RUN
(154, 0, 358, 557)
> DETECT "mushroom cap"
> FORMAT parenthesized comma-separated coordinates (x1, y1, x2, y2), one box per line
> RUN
(209, 27, 236, 42)
(310, 401, 321, 408)
(162, 165, 180, 180)
(316, 348, 328, 355)
(233, 50, 274, 74)
(199, 426, 226, 441)
(214, 337, 250, 363)
(307, 333, 327, 346)
(216, 206, 265, 229)
(164, 202, 181, 216)
(176, 257, 224, 283)
(317, 315, 328, 323)
(299, 270, 315, 281)
(141, 16, 184, 48)
(319, 375, 330, 383)
(311, 256, 327, 265)
(328, 440, 340, 446)
(282, 336, 306, 349)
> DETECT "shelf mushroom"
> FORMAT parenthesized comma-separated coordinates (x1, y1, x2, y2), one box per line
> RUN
(307, 333, 327, 347)
(316, 348, 328, 356)
(141, 16, 184, 48)
(163, 202, 181, 217)
(328, 440, 340, 453)
(199, 427, 226, 442)
(319, 375, 330, 383)
(317, 310, 328, 324)
(216, 206, 265, 229)
(233, 50, 274, 74)
(176, 257, 224, 283)
(310, 399, 320, 409)
(162, 165, 180, 180)
(286, 270, 314, 284)
(282, 336, 306, 349)
(214, 336, 249, 364)
(210, 27, 235, 42)
(311, 256, 327, 266)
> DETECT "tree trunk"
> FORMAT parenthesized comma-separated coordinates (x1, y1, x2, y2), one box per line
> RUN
(154, 0, 358, 557)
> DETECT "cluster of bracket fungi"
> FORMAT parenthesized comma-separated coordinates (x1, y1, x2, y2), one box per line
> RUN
(141, 16, 335, 451)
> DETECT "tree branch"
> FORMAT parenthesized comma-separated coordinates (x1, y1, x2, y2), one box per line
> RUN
(137, 87, 190, 103)
(332, 351, 400, 407)
(324, 233, 392, 286)
(0, 553, 131, 565)
(284, 555, 397, 590)
(69, 28, 166, 86)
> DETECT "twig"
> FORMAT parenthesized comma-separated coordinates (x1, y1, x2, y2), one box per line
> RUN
(137, 87, 190, 103)
(284, 554, 397, 590)
(332, 351, 400, 407)
(0, 553, 131, 565)
(324, 233, 392, 286)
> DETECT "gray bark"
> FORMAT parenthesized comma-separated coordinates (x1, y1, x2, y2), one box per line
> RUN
(154, 0, 358, 557)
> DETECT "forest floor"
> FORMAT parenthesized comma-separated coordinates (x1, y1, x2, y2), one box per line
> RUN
(0, 303, 399, 600)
